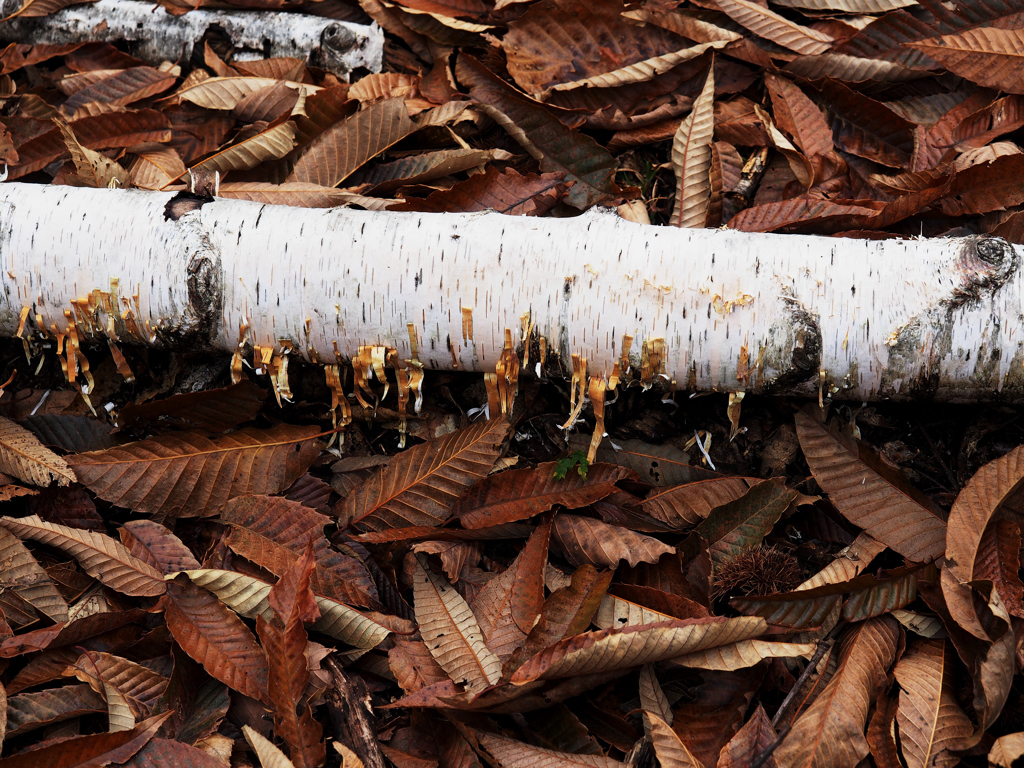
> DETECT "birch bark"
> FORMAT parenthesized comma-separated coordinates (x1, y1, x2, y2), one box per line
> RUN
(2, 183, 1022, 402)
(0, 0, 383, 79)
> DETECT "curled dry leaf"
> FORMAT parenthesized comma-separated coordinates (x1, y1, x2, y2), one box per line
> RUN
(794, 411, 946, 562)
(190, 120, 297, 173)
(552, 513, 674, 568)
(455, 462, 635, 528)
(943, 443, 1024, 639)
(470, 516, 551, 661)
(669, 638, 815, 671)
(221, 494, 378, 608)
(717, 704, 776, 768)
(714, 0, 833, 55)
(0, 416, 76, 487)
(0, 515, 165, 597)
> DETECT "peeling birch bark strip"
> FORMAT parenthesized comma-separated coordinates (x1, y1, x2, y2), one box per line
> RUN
(1, 182, 1023, 402)
(0, 0, 383, 80)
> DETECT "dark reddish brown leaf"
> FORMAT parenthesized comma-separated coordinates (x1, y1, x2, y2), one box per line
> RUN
(119, 519, 200, 575)
(503, 0, 690, 98)
(795, 411, 947, 562)
(911, 28, 1024, 94)
(63, 67, 177, 115)
(288, 97, 415, 187)
(256, 546, 325, 768)
(124, 737, 230, 768)
(671, 669, 760, 765)
(696, 479, 796, 569)
(455, 462, 635, 529)
(162, 578, 270, 703)
(938, 155, 1024, 216)
(115, 381, 266, 433)
(338, 418, 509, 532)
(0, 711, 169, 768)
(815, 79, 915, 168)
(221, 494, 379, 608)
(974, 519, 1024, 617)
(456, 54, 618, 209)
(641, 477, 757, 530)
(11, 109, 170, 178)
(68, 424, 322, 519)
(22, 414, 114, 453)
(390, 166, 567, 215)
(553, 513, 674, 568)
(732, 563, 925, 628)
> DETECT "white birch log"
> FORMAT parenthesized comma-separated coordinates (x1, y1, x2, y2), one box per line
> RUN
(0, 0, 383, 79)
(1, 182, 1022, 402)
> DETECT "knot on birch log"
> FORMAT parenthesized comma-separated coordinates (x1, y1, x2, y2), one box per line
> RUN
(948, 236, 1019, 309)
(0, 0, 21, 20)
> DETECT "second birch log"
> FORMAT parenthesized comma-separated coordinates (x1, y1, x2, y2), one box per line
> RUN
(1, 182, 1022, 402)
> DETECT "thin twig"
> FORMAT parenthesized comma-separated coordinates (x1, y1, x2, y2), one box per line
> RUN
(749, 723, 791, 768)
(770, 638, 833, 729)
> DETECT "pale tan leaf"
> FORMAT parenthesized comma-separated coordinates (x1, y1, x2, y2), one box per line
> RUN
(55, 119, 129, 189)
(715, 0, 833, 55)
(192, 121, 297, 173)
(550, 41, 728, 92)
(510, 616, 767, 683)
(218, 182, 393, 209)
(670, 64, 715, 228)
(333, 742, 366, 768)
(174, 569, 400, 649)
(244, 724, 298, 768)
(796, 532, 887, 591)
(775, 616, 900, 768)
(178, 77, 316, 111)
(593, 594, 676, 630)
(475, 730, 625, 768)
(639, 664, 673, 730)
(894, 638, 973, 768)
(990, 733, 1024, 767)
(669, 639, 815, 671)
(0, 515, 165, 597)
(648, 713, 703, 768)
(0, 525, 68, 623)
(0, 416, 75, 487)
(772, 0, 916, 9)
(413, 554, 501, 696)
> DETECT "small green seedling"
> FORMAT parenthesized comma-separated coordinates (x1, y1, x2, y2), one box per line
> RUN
(553, 450, 589, 481)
